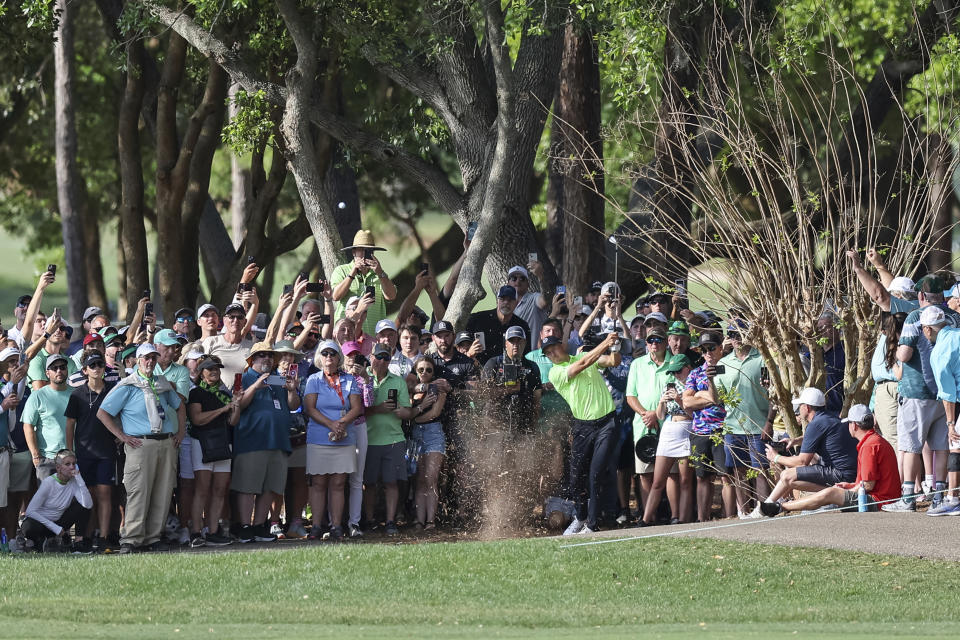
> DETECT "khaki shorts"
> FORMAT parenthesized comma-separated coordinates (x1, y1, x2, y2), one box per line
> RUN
(230, 449, 288, 495)
(873, 381, 899, 448)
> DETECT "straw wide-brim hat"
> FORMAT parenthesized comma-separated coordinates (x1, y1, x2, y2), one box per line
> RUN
(342, 229, 386, 252)
(272, 340, 304, 358)
(246, 342, 280, 366)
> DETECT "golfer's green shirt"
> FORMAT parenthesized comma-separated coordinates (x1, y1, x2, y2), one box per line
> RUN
(548, 354, 614, 421)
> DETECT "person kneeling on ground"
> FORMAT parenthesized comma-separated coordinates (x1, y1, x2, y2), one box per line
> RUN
(761, 405, 900, 515)
(762, 387, 858, 505)
(18, 449, 92, 552)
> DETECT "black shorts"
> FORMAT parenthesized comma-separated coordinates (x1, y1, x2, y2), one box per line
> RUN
(78, 456, 117, 486)
(794, 464, 854, 487)
(689, 433, 726, 478)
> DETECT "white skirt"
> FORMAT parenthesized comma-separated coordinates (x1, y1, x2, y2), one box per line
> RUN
(656, 417, 692, 458)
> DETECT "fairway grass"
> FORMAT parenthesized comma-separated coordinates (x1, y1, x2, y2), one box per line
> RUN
(0, 537, 957, 639)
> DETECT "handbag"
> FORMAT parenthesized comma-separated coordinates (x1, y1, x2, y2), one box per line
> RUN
(193, 425, 232, 463)
(289, 412, 307, 448)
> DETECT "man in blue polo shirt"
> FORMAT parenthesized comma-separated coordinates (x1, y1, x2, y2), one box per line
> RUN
(97, 344, 185, 553)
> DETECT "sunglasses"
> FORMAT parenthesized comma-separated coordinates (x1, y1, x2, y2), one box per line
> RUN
(85, 362, 105, 369)
(48, 364, 67, 372)
(417, 368, 433, 374)
(727, 333, 741, 341)
(646, 337, 664, 344)
(176, 316, 194, 323)
(699, 344, 720, 353)
(374, 353, 391, 361)
(320, 350, 338, 357)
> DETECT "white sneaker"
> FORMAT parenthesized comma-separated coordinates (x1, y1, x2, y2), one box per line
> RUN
(920, 480, 934, 502)
(562, 517, 585, 536)
(270, 522, 285, 539)
(574, 524, 597, 535)
(881, 498, 916, 512)
(741, 505, 763, 519)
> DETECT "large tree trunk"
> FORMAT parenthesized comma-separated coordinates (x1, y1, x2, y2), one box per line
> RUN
(553, 22, 605, 304)
(117, 40, 150, 321)
(53, 0, 89, 322)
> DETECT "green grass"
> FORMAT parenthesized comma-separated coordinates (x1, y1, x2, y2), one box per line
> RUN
(0, 536, 956, 639)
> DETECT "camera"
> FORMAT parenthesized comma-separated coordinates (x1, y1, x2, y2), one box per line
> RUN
(364, 285, 376, 298)
(388, 388, 398, 405)
(47, 264, 57, 275)
(283, 284, 294, 295)
(364, 248, 374, 260)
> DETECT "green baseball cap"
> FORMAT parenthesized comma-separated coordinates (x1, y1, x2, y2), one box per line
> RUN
(666, 321, 690, 337)
(914, 274, 946, 293)
(664, 353, 692, 373)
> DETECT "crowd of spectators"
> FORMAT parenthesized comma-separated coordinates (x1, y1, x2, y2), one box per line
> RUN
(0, 232, 952, 553)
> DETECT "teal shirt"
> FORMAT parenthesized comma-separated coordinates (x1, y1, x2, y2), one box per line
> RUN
(21, 385, 73, 459)
(898, 305, 960, 400)
(99, 376, 183, 436)
(155, 362, 191, 400)
(715, 348, 769, 435)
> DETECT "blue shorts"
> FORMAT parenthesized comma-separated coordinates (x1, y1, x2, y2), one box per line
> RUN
(723, 434, 767, 469)
(78, 456, 117, 486)
(412, 422, 446, 455)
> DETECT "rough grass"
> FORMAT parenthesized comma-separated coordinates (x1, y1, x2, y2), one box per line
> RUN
(0, 536, 957, 639)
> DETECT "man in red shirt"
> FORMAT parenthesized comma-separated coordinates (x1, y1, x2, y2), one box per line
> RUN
(761, 405, 899, 515)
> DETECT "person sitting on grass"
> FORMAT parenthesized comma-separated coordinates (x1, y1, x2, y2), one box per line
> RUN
(18, 449, 92, 553)
(762, 387, 858, 507)
(761, 405, 900, 515)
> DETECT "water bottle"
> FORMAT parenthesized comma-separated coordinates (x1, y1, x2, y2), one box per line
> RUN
(0, 528, 8, 552)
(857, 485, 868, 512)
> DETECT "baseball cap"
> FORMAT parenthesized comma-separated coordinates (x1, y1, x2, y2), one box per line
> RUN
(505, 326, 526, 341)
(197, 357, 224, 372)
(541, 335, 564, 351)
(630, 315, 646, 327)
(887, 276, 915, 294)
(793, 387, 826, 409)
(154, 328, 181, 346)
(82, 352, 105, 368)
(601, 282, 620, 297)
(697, 331, 723, 348)
(119, 344, 138, 361)
(82, 306, 104, 322)
(577, 305, 591, 317)
(920, 306, 948, 327)
(82, 332, 104, 346)
(497, 285, 518, 300)
(842, 404, 872, 424)
(62, 325, 74, 340)
(644, 312, 668, 326)
(0, 347, 20, 362)
(589, 281, 603, 292)
(646, 328, 667, 340)
(317, 339, 342, 357)
(667, 321, 690, 336)
(455, 331, 473, 345)
(223, 303, 245, 317)
(507, 265, 529, 278)
(341, 341, 362, 356)
(373, 343, 392, 358)
(197, 304, 219, 318)
(45, 353, 68, 369)
(184, 350, 204, 361)
(375, 319, 398, 334)
(664, 353, 691, 373)
(346, 295, 361, 309)
(174, 307, 195, 319)
(136, 343, 159, 359)
(914, 274, 946, 293)
(16, 295, 31, 307)
(432, 320, 454, 335)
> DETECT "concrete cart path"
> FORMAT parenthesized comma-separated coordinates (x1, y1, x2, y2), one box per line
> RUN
(562, 511, 960, 561)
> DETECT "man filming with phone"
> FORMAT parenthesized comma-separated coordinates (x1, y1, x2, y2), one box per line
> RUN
(331, 230, 397, 336)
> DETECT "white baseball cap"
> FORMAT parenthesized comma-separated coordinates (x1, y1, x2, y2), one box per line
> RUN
(507, 265, 529, 278)
(887, 276, 915, 294)
(792, 387, 826, 409)
(920, 306, 947, 327)
(842, 404, 871, 424)
(136, 343, 159, 359)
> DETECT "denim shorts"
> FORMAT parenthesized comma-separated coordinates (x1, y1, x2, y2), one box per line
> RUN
(412, 421, 446, 455)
